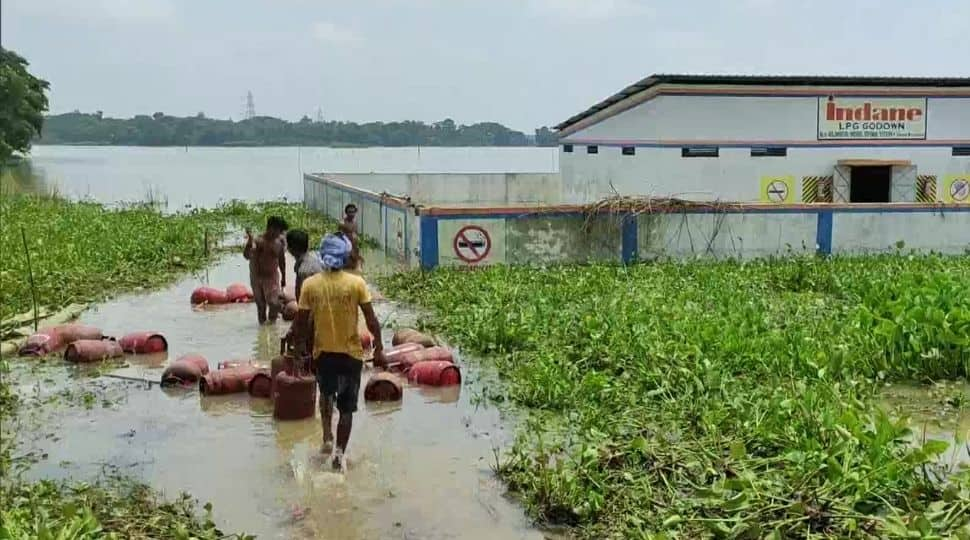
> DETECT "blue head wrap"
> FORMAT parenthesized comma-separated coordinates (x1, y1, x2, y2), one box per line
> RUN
(319, 233, 351, 270)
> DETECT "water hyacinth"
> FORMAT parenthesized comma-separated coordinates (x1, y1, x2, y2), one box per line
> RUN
(381, 256, 970, 539)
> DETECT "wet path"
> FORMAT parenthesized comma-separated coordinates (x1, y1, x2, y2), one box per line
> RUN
(12, 252, 547, 539)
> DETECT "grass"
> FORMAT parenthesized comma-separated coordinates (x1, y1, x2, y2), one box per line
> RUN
(0, 193, 340, 539)
(0, 194, 338, 321)
(380, 256, 970, 539)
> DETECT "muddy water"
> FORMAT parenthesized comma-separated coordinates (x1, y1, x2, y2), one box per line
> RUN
(881, 382, 970, 467)
(13, 251, 546, 539)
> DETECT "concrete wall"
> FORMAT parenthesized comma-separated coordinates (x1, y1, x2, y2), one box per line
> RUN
(323, 172, 564, 205)
(415, 204, 970, 269)
(303, 173, 419, 265)
(559, 93, 970, 203)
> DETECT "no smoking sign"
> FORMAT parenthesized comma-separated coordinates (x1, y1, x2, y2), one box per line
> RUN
(453, 225, 491, 264)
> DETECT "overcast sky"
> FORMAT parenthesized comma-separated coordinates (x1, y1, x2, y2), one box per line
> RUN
(3, 0, 968, 131)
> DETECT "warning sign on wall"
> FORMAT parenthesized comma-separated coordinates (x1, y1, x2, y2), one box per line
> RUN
(943, 175, 970, 203)
(453, 225, 492, 263)
(760, 176, 795, 204)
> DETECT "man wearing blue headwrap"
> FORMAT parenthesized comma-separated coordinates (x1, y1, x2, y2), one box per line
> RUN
(292, 233, 385, 471)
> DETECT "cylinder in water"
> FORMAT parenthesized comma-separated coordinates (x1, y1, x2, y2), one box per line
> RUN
(408, 361, 461, 386)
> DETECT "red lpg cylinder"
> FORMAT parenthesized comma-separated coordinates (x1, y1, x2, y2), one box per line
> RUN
(226, 283, 254, 303)
(360, 329, 374, 351)
(21, 324, 103, 356)
(364, 372, 403, 402)
(273, 353, 317, 420)
(281, 301, 298, 322)
(248, 369, 273, 398)
(391, 329, 435, 348)
(200, 365, 258, 395)
(118, 332, 168, 354)
(390, 346, 454, 373)
(161, 354, 210, 386)
(64, 339, 124, 363)
(191, 287, 230, 305)
(408, 361, 461, 386)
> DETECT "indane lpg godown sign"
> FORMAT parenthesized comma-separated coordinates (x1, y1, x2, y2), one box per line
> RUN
(818, 96, 926, 140)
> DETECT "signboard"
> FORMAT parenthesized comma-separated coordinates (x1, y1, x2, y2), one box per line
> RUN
(944, 174, 970, 203)
(818, 96, 926, 140)
(759, 175, 794, 203)
(453, 225, 491, 263)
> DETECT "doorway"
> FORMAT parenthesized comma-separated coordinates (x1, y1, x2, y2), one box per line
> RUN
(850, 166, 891, 203)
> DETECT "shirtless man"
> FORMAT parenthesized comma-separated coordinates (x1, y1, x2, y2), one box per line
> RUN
(342, 204, 362, 272)
(243, 216, 288, 324)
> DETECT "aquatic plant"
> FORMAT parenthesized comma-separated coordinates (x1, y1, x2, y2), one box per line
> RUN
(381, 255, 970, 538)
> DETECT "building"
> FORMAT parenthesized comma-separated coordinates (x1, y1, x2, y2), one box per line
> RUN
(556, 75, 970, 205)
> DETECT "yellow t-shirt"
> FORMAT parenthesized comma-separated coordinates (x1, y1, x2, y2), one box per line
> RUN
(297, 270, 372, 360)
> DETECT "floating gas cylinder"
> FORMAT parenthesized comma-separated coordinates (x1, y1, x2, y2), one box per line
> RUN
(364, 372, 403, 402)
(391, 329, 435, 348)
(190, 287, 229, 305)
(407, 361, 461, 386)
(248, 369, 273, 398)
(273, 354, 317, 420)
(20, 324, 103, 357)
(389, 346, 454, 373)
(119, 331, 168, 354)
(161, 354, 210, 386)
(64, 339, 124, 363)
(226, 283, 254, 303)
(200, 365, 258, 395)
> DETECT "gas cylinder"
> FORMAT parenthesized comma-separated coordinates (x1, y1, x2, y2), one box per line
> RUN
(20, 324, 103, 356)
(64, 339, 124, 363)
(248, 370, 273, 398)
(281, 301, 298, 321)
(364, 372, 403, 402)
(389, 346, 454, 373)
(360, 329, 374, 351)
(273, 353, 317, 420)
(118, 332, 168, 354)
(391, 329, 435, 348)
(226, 283, 254, 303)
(161, 354, 210, 386)
(191, 287, 230, 305)
(200, 365, 258, 395)
(407, 361, 461, 386)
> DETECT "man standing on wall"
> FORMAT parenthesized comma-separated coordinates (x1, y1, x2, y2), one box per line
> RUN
(292, 233, 384, 470)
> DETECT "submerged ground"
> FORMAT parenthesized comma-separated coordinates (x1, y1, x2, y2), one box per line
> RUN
(381, 257, 970, 539)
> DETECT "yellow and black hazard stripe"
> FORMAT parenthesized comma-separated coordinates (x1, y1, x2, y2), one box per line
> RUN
(801, 176, 833, 203)
(916, 175, 937, 203)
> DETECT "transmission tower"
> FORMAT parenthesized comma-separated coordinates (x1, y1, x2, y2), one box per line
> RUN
(244, 91, 255, 120)
(315, 107, 324, 123)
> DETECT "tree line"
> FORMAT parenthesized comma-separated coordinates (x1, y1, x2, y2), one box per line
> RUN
(37, 112, 560, 147)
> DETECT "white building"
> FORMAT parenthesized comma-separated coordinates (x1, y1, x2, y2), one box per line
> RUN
(556, 75, 970, 205)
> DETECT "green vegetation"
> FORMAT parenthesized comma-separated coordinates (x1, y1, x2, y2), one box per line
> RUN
(0, 195, 337, 320)
(381, 256, 970, 539)
(38, 112, 559, 147)
(0, 47, 50, 162)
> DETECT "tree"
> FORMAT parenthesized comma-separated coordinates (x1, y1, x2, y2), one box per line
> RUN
(0, 48, 50, 162)
(534, 126, 558, 146)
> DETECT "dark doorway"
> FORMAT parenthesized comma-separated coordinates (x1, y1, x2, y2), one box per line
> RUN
(850, 166, 892, 203)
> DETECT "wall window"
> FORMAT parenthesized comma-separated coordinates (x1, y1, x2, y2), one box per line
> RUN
(622, 146, 635, 156)
(751, 146, 787, 157)
(954, 146, 970, 157)
(587, 145, 599, 154)
(681, 146, 719, 158)
(563, 144, 573, 153)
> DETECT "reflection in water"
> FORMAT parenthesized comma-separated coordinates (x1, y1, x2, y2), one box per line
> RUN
(15, 250, 543, 539)
(882, 382, 970, 467)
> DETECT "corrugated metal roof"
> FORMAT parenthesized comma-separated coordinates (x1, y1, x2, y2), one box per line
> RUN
(554, 74, 970, 132)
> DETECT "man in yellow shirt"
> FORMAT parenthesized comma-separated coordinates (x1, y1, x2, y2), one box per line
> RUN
(292, 234, 385, 470)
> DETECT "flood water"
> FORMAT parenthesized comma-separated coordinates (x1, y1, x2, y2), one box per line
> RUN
(9, 250, 548, 539)
(19, 145, 558, 208)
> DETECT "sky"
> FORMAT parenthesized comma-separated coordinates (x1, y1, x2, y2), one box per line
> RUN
(2, 0, 968, 132)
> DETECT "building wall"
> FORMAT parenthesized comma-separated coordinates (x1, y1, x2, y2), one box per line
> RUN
(560, 94, 970, 203)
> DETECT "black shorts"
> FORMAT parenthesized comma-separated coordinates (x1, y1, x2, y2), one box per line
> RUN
(315, 352, 363, 413)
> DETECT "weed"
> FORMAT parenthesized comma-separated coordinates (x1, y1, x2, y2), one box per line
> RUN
(381, 256, 970, 538)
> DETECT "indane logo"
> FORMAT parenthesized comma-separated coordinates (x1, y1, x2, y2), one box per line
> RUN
(818, 96, 927, 140)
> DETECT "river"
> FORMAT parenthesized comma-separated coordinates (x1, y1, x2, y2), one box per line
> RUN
(19, 145, 559, 208)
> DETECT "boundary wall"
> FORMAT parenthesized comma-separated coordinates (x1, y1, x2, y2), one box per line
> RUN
(304, 173, 970, 270)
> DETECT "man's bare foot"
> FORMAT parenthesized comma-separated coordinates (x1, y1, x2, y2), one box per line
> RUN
(331, 451, 343, 471)
(320, 440, 334, 455)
